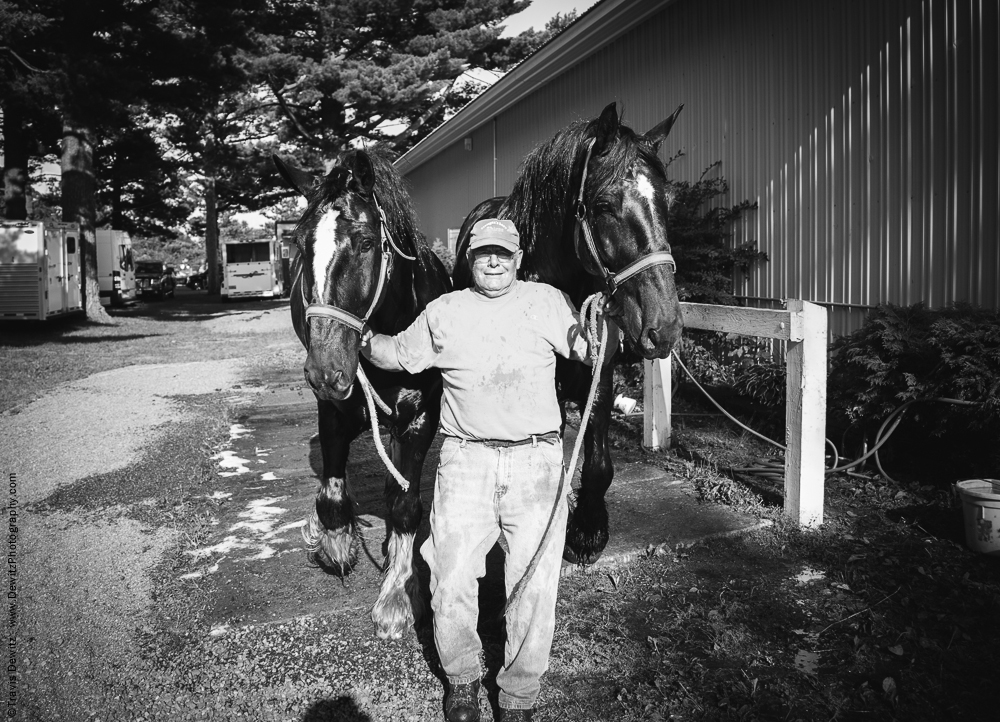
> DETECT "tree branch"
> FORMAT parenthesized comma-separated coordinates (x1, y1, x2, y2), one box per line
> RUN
(1, 46, 56, 74)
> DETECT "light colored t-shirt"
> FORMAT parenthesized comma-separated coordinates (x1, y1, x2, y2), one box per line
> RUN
(393, 281, 591, 441)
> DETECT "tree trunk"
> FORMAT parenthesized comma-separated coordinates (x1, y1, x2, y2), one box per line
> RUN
(61, 118, 112, 323)
(205, 175, 221, 295)
(2, 102, 30, 220)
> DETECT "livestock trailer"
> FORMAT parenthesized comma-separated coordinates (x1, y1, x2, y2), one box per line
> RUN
(95, 228, 136, 306)
(0, 220, 83, 320)
(221, 237, 283, 299)
(275, 220, 299, 298)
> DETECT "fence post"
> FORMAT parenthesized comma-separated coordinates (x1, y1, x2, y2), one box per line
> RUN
(783, 300, 828, 527)
(643, 356, 672, 449)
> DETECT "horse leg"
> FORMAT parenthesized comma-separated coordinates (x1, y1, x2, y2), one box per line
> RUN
(302, 398, 364, 575)
(564, 362, 616, 565)
(370, 407, 437, 640)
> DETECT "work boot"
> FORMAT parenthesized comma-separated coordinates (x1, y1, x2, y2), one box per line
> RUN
(499, 709, 533, 721)
(444, 679, 481, 722)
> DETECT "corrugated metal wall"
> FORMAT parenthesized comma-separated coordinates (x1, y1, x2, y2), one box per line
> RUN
(403, 0, 998, 337)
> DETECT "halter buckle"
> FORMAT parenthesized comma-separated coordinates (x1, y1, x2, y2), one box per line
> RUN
(575, 201, 587, 221)
(605, 274, 618, 295)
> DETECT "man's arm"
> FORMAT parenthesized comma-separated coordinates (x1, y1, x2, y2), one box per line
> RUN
(360, 329, 405, 372)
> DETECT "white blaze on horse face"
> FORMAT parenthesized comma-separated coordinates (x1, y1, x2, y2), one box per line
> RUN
(635, 172, 657, 204)
(312, 208, 342, 299)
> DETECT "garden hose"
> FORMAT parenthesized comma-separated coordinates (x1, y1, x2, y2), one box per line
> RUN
(670, 350, 983, 484)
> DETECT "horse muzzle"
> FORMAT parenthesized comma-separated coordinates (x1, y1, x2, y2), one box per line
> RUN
(636, 319, 683, 358)
(303, 364, 356, 400)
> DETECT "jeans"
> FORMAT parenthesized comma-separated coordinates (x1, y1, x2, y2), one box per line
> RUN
(421, 435, 568, 710)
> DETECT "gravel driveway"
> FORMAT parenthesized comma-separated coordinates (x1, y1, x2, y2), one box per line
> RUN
(1, 308, 301, 721)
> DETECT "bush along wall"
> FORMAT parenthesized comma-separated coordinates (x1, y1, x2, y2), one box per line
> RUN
(827, 302, 1000, 483)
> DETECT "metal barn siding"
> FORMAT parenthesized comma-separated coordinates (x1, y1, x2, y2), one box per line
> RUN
(400, 0, 998, 336)
(404, 123, 495, 250)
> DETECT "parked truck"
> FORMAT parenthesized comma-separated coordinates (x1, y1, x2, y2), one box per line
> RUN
(0, 220, 83, 320)
(95, 228, 136, 306)
(222, 237, 283, 299)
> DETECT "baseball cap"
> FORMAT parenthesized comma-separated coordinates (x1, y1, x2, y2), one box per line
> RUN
(468, 218, 520, 254)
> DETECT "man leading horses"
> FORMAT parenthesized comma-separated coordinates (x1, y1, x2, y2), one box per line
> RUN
(362, 218, 617, 722)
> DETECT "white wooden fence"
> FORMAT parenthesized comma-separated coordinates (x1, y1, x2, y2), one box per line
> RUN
(643, 300, 828, 528)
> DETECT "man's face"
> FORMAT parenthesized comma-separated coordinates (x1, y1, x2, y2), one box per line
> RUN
(468, 245, 521, 298)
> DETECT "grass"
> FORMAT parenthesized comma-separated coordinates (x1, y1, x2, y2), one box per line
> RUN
(540, 401, 999, 722)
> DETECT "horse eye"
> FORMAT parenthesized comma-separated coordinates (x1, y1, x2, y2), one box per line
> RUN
(360, 239, 375, 252)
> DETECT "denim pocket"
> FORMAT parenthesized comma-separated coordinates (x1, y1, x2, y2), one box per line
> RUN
(437, 437, 463, 469)
(540, 439, 565, 470)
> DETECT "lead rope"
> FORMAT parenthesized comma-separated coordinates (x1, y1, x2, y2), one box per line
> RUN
(504, 291, 610, 616)
(355, 364, 411, 492)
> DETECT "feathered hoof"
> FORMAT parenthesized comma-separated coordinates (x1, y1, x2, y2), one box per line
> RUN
(564, 497, 609, 565)
(562, 544, 604, 566)
(371, 583, 416, 640)
(301, 511, 357, 575)
(370, 532, 422, 640)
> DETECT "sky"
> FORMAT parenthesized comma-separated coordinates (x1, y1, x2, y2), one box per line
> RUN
(499, 0, 600, 37)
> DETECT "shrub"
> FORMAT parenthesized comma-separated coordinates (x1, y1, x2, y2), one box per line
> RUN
(665, 157, 766, 305)
(828, 302, 1000, 431)
(733, 359, 786, 408)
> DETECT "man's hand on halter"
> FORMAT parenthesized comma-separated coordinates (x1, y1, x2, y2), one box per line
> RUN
(360, 326, 405, 372)
(599, 313, 623, 366)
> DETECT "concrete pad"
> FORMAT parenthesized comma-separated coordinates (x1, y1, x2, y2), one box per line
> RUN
(188, 370, 765, 626)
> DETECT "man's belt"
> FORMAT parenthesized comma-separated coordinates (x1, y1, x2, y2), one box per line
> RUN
(456, 431, 561, 449)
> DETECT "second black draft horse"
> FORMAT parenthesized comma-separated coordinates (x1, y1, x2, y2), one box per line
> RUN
(274, 149, 451, 639)
(454, 102, 684, 565)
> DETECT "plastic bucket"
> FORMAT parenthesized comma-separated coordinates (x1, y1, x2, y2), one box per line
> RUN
(954, 479, 1000, 556)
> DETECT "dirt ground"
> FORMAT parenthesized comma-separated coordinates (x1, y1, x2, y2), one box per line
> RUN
(1, 289, 997, 722)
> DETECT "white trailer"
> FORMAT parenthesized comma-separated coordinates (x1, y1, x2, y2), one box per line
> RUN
(0, 220, 83, 320)
(222, 238, 283, 299)
(95, 228, 136, 306)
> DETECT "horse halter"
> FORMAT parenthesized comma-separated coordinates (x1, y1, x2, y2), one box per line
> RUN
(304, 194, 415, 333)
(574, 138, 677, 296)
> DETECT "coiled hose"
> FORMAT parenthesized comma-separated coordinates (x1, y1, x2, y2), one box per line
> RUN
(671, 350, 982, 483)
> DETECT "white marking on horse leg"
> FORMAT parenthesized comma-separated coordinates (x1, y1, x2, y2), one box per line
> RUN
(312, 209, 342, 299)
(371, 531, 421, 640)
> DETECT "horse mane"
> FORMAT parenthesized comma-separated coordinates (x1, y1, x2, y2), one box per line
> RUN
(499, 116, 666, 278)
(357, 147, 429, 257)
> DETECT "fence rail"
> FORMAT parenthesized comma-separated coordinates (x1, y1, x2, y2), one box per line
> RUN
(644, 300, 828, 527)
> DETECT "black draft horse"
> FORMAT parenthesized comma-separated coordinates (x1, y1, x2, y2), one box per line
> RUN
(274, 149, 451, 639)
(454, 102, 685, 565)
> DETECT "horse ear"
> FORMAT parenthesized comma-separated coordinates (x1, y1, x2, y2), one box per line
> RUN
(644, 104, 684, 152)
(272, 155, 316, 197)
(592, 102, 620, 154)
(349, 151, 377, 196)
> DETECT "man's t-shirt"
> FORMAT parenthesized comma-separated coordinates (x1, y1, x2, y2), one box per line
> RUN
(393, 281, 591, 441)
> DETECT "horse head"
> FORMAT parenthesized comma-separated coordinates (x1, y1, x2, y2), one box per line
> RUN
(274, 150, 409, 401)
(571, 102, 684, 359)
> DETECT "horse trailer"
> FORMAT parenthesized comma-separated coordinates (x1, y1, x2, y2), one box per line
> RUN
(222, 237, 284, 299)
(0, 220, 83, 320)
(95, 228, 136, 306)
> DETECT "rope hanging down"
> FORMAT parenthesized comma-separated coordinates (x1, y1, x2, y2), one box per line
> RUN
(504, 291, 611, 616)
(355, 363, 411, 492)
